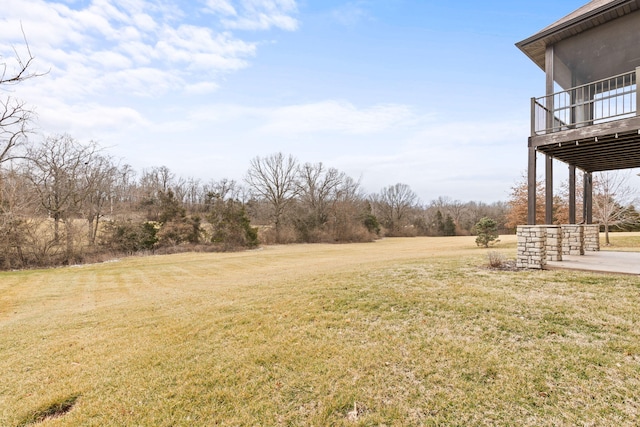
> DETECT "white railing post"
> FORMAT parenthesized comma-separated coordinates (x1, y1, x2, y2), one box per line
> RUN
(531, 97, 537, 136)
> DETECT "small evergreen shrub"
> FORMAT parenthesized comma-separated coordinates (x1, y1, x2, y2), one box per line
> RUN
(473, 217, 499, 248)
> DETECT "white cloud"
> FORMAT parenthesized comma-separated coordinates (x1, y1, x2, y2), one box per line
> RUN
(409, 118, 528, 147)
(259, 101, 416, 135)
(155, 26, 255, 71)
(211, 0, 299, 31)
(184, 81, 220, 95)
(0, 0, 298, 162)
(204, 0, 238, 16)
(0, 0, 295, 103)
(331, 1, 372, 27)
(222, 13, 298, 31)
(34, 100, 150, 137)
(100, 67, 183, 97)
(186, 101, 417, 135)
(89, 50, 133, 70)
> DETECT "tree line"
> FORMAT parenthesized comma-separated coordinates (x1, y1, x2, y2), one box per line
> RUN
(0, 137, 512, 269)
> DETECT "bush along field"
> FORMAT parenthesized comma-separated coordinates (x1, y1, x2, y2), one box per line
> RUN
(1, 235, 640, 426)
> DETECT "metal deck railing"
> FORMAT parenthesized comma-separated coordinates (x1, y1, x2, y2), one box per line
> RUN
(531, 68, 639, 136)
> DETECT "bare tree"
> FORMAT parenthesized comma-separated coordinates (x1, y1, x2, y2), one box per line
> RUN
(83, 153, 117, 245)
(463, 200, 510, 234)
(112, 163, 137, 212)
(183, 177, 202, 210)
(203, 178, 242, 207)
(1, 32, 42, 268)
(593, 171, 639, 245)
(330, 174, 371, 241)
(373, 183, 418, 235)
(138, 166, 176, 220)
(25, 135, 99, 261)
(447, 199, 466, 231)
(245, 152, 298, 243)
(1, 31, 44, 165)
(295, 162, 344, 240)
(0, 167, 37, 268)
(172, 176, 188, 205)
(140, 165, 174, 193)
(206, 178, 240, 200)
(430, 196, 468, 232)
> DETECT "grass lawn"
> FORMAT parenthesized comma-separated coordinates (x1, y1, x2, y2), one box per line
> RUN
(1, 234, 640, 426)
(601, 231, 640, 251)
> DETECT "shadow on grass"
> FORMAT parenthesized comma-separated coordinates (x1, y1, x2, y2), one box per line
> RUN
(16, 394, 80, 426)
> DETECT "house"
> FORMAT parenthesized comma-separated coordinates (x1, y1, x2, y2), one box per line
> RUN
(515, 0, 640, 268)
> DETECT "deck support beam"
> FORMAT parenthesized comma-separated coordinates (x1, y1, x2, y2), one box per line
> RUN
(569, 165, 576, 224)
(545, 155, 553, 224)
(583, 171, 593, 224)
(542, 45, 554, 226)
(527, 142, 537, 225)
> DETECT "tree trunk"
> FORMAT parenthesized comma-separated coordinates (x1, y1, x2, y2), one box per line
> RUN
(64, 218, 74, 264)
(53, 214, 60, 242)
(87, 210, 101, 246)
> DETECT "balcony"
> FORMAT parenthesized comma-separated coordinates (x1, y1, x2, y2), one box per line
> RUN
(529, 67, 640, 173)
(532, 69, 638, 136)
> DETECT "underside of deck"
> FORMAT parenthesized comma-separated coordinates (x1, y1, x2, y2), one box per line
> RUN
(531, 116, 640, 172)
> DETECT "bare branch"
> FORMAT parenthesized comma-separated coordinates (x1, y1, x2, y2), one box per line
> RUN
(0, 27, 45, 165)
(1, 25, 46, 86)
(0, 96, 34, 164)
(593, 171, 640, 245)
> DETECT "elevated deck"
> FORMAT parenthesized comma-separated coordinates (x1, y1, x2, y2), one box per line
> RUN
(530, 68, 640, 172)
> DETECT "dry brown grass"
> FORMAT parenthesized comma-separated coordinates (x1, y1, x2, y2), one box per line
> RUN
(601, 231, 640, 251)
(1, 234, 640, 426)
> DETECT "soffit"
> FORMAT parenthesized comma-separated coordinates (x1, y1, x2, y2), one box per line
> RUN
(516, 0, 640, 71)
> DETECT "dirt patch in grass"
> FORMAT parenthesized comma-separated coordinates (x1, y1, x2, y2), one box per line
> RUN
(16, 395, 80, 426)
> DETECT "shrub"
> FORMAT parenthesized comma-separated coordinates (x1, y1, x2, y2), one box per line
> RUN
(156, 220, 194, 247)
(101, 220, 159, 254)
(487, 251, 506, 268)
(363, 214, 381, 235)
(473, 217, 499, 248)
(207, 200, 259, 250)
(0, 216, 26, 269)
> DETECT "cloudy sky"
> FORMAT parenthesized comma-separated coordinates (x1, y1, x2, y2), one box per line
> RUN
(1, 0, 591, 203)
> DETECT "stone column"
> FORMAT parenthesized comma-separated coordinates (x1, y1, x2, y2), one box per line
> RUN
(517, 225, 547, 269)
(583, 224, 600, 252)
(562, 225, 584, 256)
(545, 225, 563, 261)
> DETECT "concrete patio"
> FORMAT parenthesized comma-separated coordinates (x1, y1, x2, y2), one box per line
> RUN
(546, 251, 640, 276)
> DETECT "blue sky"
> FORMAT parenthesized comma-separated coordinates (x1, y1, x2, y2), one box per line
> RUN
(1, 0, 591, 202)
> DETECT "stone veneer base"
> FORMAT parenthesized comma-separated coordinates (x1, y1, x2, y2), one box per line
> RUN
(517, 224, 600, 269)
